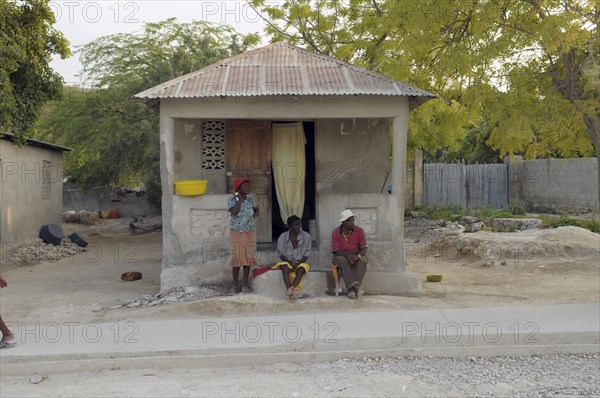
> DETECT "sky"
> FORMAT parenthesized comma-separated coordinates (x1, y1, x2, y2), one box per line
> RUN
(49, 0, 279, 85)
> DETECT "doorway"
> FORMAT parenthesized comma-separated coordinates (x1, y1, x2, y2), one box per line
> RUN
(225, 120, 316, 244)
(225, 121, 272, 243)
(271, 121, 316, 241)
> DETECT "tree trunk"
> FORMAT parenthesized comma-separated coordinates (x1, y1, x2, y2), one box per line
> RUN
(584, 113, 600, 208)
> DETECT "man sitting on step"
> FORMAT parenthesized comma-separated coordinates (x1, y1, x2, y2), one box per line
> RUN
(272, 215, 312, 301)
(331, 209, 368, 299)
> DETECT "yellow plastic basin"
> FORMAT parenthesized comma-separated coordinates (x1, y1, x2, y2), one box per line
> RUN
(175, 180, 207, 196)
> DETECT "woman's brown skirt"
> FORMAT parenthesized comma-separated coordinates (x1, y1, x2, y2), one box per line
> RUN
(229, 229, 258, 268)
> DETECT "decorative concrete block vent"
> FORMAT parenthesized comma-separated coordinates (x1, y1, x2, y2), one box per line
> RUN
(252, 269, 329, 299)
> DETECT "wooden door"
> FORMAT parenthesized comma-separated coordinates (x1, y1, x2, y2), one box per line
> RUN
(226, 121, 272, 242)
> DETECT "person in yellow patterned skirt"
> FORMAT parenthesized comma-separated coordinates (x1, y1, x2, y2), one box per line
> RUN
(272, 215, 311, 301)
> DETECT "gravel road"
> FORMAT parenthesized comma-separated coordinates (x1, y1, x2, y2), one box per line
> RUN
(2, 354, 598, 397)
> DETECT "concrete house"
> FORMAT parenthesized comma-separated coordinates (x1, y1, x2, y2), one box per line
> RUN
(0, 135, 71, 245)
(136, 42, 435, 293)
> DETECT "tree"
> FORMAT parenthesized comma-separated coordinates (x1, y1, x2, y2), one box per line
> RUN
(36, 19, 259, 206)
(249, 0, 600, 202)
(0, 0, 70, 138)
(483, 0, 599, 198)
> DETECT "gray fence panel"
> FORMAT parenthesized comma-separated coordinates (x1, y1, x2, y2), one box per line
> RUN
(424, 163, 508, 208)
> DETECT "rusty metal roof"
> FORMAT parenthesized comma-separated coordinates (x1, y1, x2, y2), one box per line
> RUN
(135, 42, 435, 109)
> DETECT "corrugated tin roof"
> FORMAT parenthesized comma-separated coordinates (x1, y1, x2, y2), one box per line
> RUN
(135, 42, 435, 109)
(1, 134, 73, 152)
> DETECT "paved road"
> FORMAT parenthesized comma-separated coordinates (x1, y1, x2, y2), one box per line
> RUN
(1, 303, 598, 376)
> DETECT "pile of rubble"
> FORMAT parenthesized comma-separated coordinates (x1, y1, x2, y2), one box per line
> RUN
(3, 240, 86, 265)
(63, 210, 99, 225)
(404, 214, 544, 246)
(404, 218, 468, 245)
(404, 219, 440, 244)
(109, 285, 228, 309)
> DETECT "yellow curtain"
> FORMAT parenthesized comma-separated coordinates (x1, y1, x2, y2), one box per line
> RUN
(272, 123, 306, 222)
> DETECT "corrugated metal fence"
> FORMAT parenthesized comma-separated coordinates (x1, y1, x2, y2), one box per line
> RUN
(424, 163, 508, 208)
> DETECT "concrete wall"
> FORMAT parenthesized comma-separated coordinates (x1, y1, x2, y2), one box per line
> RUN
(419, 156, 598, 209)
(518, 157, 599, 208)
(404, 163, 415, 208)
(316, 193, 404, 273)
(0, 141, 64, 244)
(158, 96, 410, 291)
(313, 118, 405, 273)
(316, 118, 390, 194)
(160, 193, 233, 289)
(172, 119, 228, 195)
(384, 153, 421, 209)
(63, 186, 159, 218)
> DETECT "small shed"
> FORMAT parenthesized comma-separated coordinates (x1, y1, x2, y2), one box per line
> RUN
(136, 42, 434, 293)
(0, 135, 71, 245)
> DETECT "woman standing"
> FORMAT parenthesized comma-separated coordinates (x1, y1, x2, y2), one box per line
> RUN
(227, 178, 259, 294)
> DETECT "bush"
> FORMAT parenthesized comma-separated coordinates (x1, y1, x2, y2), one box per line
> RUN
(144, 176, 162, 209)
(525, 202, 559, 214)
(541, 215, 600, 233)
(501, 201, 527, 216)
(494, 211, 521, 218)
(406, 204, 600, 234)
(580, 218, 600, 233)
(473, 205, 497, 219)
(424, 204, 467, 221)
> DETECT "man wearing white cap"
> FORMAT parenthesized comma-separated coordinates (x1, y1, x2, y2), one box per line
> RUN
(331, 209, 368, 299)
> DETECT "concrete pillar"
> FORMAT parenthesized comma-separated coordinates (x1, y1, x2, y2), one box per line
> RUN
(159, 115, 176, 291)
(504, 155, 523, 203)
(414, 149, 424, 206)
(391, 117, 408, 204)
(391, 115, 408, 272)
(377, 112, 422, 294)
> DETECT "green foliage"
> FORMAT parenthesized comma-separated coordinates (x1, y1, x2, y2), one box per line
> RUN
(501, 201, 527, 216)
(580, 218, 600, 233)
(471, 205, 498, 219)
(540, 215, 600, 233)
(408, 204, 468, 221)
(38, 86, 158, 188)
(408, 204, 600, 233)
(0, 0, 71, 138)
(525, 202, 560, 215)
(433, 120, 501, 163)
(493, 211, 524, 219)
(36, 19, 258, 207)
(250, 0, 599, 163)
(77, 18, 260, 91)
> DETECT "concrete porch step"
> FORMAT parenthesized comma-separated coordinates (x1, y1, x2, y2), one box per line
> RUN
(252, 268, 329, 299)
(252, 267, 423, 298)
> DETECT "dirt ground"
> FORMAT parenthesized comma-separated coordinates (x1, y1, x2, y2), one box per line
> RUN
(0, 218, 598, 324)
(0, 218, 598, 397)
